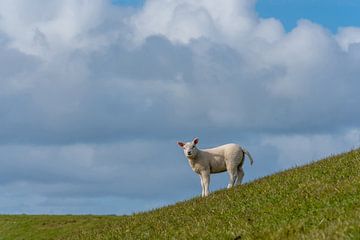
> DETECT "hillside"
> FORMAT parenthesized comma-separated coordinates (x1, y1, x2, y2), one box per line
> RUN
(1, 149, 360, 239)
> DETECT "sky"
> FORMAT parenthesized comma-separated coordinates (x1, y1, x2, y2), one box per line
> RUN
(0, 0, 360, 215)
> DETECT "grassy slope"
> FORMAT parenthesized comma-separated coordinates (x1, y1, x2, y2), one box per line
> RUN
(1, 149, 360, 240)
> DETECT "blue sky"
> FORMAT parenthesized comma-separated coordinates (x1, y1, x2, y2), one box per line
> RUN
(0, 0, 360, 215)
(256, 0, 360, 32)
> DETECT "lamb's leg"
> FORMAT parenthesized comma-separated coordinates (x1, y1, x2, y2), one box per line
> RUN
(199, 175, 205, 197)
(227, 167, 237, 189)
(236, 167, 244, 185)
(201, 172, 210, 197)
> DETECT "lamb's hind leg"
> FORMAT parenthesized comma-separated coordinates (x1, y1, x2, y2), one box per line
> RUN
(236, 167, 244, 185)
(227, 167, 238, 189)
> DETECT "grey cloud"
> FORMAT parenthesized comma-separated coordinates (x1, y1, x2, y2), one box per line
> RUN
(0, 47, 39, 79)
(0, 141, 197, 198)
(1, 24, 360, 145)
(89, 36, 193, 81)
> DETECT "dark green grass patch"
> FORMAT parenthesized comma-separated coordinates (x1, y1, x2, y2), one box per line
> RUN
(1, 149, 360, 239)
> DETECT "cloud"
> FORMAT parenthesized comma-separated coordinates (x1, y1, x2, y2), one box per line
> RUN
(131, 0, 283, 46)
(0, 141, 196, 197)
(0, 0, 360, 214)
(1, 1, 360, 143)
(336, 27, 360, 51)
(262, 129, 360, 169)
(0, 0, 132, 57)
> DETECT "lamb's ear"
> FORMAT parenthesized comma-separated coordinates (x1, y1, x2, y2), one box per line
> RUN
(193, 137, 199, 145)
(177, 142, 185, 148)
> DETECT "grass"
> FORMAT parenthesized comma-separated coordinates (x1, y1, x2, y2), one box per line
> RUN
(1, 149, 360, 239)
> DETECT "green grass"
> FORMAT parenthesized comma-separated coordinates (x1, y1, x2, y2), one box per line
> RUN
(1, 149, 360, 239)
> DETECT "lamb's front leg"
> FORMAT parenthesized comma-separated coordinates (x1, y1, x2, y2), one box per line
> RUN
(199, 175, 205, 197)
(200, 171, 210, 197)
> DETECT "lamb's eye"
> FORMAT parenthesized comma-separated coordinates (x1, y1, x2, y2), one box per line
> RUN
(192, 146, 195, 148)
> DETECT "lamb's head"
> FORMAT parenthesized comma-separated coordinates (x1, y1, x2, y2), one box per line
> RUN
(177, 138, 199, 159)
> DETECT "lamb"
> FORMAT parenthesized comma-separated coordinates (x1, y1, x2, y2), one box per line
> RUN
(177, 137, 253, 197)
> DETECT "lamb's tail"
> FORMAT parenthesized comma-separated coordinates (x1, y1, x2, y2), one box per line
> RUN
(242, 148, 254, 165)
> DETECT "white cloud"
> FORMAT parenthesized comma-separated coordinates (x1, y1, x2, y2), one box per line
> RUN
(130, 0, 285, 47)
(0, 0, 126, 57)
(336, 27, 360, 51)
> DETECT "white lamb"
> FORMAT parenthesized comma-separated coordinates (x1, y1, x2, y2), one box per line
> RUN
(177, 138, 253, 197)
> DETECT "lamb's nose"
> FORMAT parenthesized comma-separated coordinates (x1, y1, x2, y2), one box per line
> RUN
(187, 152, 191, 155)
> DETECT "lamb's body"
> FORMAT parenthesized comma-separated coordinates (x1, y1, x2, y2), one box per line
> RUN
(178, 139, 253, 197)
(188, 144, 244, 174)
